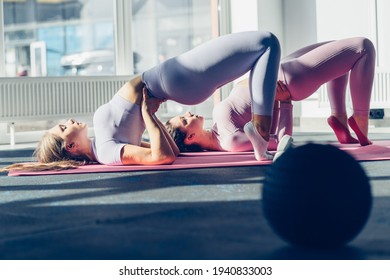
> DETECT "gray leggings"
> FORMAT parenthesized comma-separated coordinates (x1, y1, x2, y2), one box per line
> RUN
(142, 31, 281, 116)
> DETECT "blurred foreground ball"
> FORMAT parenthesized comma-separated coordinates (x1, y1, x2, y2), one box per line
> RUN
(263, 143, 372, 249)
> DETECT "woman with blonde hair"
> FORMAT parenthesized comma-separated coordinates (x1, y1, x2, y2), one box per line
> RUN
(2, 31, 281, 172)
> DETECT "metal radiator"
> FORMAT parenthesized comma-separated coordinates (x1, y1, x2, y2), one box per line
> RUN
(0, 76, 131, 122)
(0, 76, 131, 145)
(319, 71, 390, 109)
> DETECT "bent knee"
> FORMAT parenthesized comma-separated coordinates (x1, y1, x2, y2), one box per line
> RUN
(261, 31, 281, 52)
(359, 37, 376, 58)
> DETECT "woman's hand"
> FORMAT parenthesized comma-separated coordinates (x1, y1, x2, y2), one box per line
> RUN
(141, 88, 179, 156)
(276, 80, 291, 102)
(142, 87, 165, 115)
(121, 88, 175, 165)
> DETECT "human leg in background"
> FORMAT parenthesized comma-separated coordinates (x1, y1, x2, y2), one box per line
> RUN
(347, 38, 376, 146)
(268, 101, 280, 151)
(326, 74, 359, 143)
(281, 37, 376, 146)
(276, 102, 293, 140)
(326, 38, 375, 146)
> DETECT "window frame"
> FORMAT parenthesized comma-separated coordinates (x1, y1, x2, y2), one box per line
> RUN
(114, 0, 134, 75)
(0, 2, 5, 77)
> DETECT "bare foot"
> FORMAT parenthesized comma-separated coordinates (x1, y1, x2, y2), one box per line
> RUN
(348, 116, 372, 146)
(327, 115, 359, 144)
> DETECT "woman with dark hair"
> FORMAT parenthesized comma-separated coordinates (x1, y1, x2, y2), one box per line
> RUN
(166, 37, 375, 153)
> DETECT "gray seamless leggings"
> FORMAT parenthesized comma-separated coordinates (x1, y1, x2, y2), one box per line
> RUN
(142, 31, 281, 116)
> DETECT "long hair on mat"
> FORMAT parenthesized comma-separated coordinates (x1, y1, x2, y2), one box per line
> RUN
(0, 132, 92, 173)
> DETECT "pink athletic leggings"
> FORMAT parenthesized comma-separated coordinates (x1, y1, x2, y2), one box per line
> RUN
(279, 37, 376, 116)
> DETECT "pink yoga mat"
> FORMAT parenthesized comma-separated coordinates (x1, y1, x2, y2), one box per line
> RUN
(8, 140, 390, 176)
(9, 152, 265, 176)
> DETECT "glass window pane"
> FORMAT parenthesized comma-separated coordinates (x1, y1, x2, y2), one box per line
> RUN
(131, 0, 218, 121)
(3, 0, 115, 77)
(132, 0, 215, 72)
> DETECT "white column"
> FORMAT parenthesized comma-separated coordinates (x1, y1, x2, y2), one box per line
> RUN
(217, 0, 232, 100)
(218, 0, 232, 36)
(0, 3, 7, 143)
(114, 0, 134, 75)
(257, 0, 284, 53)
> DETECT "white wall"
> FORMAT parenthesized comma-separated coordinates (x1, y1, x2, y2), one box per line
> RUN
(282, 0, 317, 54)
(316, 0, 376, 41)
(257, 0, 284, 54)
(376, 0, 390, 69)
(231, 0, 258, 33)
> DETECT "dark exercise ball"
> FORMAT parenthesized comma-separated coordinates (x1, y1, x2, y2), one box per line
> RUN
(263, 143, 372, 249)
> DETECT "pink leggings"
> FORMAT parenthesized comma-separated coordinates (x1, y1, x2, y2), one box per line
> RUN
(279, 37, 376, 116)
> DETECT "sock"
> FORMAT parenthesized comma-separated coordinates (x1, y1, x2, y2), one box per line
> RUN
(273, 135, 295, 162)
(244, 122, 273, 161)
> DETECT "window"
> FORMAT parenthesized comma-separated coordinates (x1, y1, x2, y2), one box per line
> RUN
(131, 0, 216, 73)
(3, 0, 115, 77)
(1, 0, 219, 79)
(129, 0, 218, 120)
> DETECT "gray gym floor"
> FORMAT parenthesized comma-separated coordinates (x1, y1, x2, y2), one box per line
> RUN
(0, 131, 389, 260)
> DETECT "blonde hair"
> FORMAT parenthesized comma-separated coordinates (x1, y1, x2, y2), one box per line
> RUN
(0, 132, 90, 173)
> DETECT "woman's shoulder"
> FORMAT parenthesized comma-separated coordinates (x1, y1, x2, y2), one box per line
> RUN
(94, 100, 111, 116)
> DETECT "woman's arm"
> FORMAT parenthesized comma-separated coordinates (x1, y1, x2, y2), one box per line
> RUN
(154, 116, 180, 156)
(276, 80, 291, 102)
(120, 88, 176, 165)
(138, 116, 180, 155)
(277, 101, 293, 139)
(270, 100, 280, 135)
